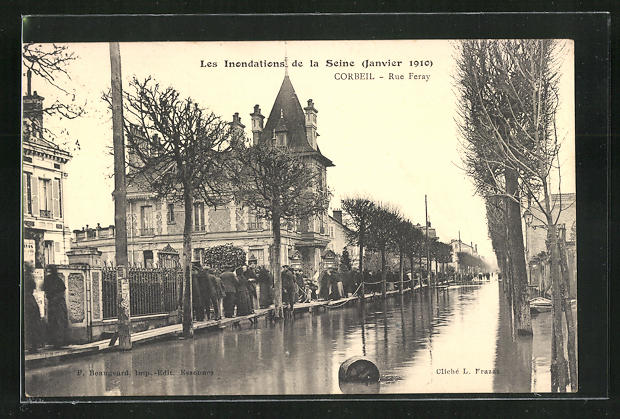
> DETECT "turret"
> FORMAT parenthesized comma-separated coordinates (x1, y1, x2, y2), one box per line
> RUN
(250, 104, 264, 146)
(304, 99, 318, 150)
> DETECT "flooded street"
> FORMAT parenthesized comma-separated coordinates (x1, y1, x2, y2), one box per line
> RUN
(25, 280, 569, 396)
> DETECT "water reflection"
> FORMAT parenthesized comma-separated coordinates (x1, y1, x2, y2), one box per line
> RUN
(26, 281, 564, 396)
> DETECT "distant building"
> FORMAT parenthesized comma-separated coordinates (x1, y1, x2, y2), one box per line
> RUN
(326, 209, 359, 269)
(414, 222, 437, 239)
(72, 72, 337, 278)
(523, 193, 576, 297)
(449, 238, 478, 273)
(22, 73, 73, 269)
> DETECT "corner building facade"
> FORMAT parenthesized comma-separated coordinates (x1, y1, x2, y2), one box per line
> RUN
(72, 74, 335, 278)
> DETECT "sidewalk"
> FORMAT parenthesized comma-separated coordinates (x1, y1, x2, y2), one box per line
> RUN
(25, 286, 422, 368)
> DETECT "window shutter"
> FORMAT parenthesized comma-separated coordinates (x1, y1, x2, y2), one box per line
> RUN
(52, 179, 60, 218)
(31, 177, 39, 216)
(23, 174, 28, 215)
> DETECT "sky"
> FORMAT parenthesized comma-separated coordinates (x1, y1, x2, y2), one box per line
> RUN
(23, 40, 575, 267)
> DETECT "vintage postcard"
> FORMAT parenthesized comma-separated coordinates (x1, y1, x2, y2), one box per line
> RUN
(22, 37, 579, 398)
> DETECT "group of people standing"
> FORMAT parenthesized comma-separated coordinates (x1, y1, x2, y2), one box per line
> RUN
(24, 263, 69, 352)
(191, 263, 258, 321)
(316, 267, 362, 301)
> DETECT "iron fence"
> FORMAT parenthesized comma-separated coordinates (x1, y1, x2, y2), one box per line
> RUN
(102, 266, 181, 320)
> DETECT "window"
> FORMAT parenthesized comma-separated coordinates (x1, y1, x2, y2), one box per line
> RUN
(39, 178, 52, 218)
(53, 178, 62, 218)
(330, 226, 334, 238)
(276, 132, 287, 147)
(23, 173, 32, 215)
(319, 215, 325, 234)
(249, 248, 265, 266)
(193, 248, 204, 263)
(167, 203, 175, 224)
(143, 250, 154, 268)
(248, 211, 261, 230)
(44, 241, 54, 265)
(193, 202, 205, 231)
(140, 205, 154, 235)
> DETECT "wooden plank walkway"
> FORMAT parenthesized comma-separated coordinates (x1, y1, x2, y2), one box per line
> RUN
(25, 283, 431, 367)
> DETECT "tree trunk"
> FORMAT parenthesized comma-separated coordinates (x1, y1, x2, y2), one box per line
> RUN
(359, 227, 365, 301)
(182, 188, 194, 338)
(380, 248, 387, 298)
(504, 170, 532, 335)
(543, 188, 568, 392)
(271, 212, 283, 319)
(558, 237, 578, 391)
(399, 249, 404, 294)
(409, 256, 416, 290)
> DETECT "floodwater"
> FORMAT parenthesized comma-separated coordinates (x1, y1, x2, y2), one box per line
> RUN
(25, 280, 574, 396)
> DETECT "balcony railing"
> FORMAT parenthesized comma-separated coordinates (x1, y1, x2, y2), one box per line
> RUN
(40, 209, 52, 218)
(140, 227, 155, 236)
(248, 222, 262, 231)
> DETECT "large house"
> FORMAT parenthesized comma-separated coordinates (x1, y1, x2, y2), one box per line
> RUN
(22, 74, 73, 270)
(72, 73, 337, 278)
(448, 237, 478, 273)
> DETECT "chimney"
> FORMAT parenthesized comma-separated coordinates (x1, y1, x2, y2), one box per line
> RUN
(332, 209, 343, 224)
(23, 74, 44, 139)
(27, 69, 32, 96)
(475, 244, 478, 254)
(230, 112, 245, 132)
(250, 104, 264, 146)
(304, 99, 318, 150)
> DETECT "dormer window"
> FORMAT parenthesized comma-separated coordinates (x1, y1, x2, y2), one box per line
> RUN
(276, 131, 287, 147)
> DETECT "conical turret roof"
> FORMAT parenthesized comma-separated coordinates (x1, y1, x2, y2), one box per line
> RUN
(260, 75, 334, 167)
(261, 75, 312, 151)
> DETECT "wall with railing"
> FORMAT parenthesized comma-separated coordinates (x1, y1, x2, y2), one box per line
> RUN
(47, 262, 182, 344)
(102, 266, 180, 320)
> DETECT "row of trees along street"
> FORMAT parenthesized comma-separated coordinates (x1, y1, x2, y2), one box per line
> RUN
(341, 197, 458, 300)
(103, 76, 331, 330)
(455, 39, 576, 392)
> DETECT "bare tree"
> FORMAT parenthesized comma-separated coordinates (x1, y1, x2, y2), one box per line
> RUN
(229, 139, 331, 319)
(22, 43, 86, 146)
(366, 205, 402, 298)
(455, 40, 532, 336)
(342, 197, 376, 299)
(104, 76, 239, 337)
(455, 39, 574, 391)
(402, 221, 425, 282)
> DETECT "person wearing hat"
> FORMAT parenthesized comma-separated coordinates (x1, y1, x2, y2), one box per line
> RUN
(235, 266, 254, 316)
(191, 263, 206, 321)
(220, 266, 239, 318)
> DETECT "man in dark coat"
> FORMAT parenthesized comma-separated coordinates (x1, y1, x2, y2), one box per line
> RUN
(318, 269, 330, 300)
(204, 268, 223, 320)
(195, 265, 213, 321)
(235, 267, 254, 316)
(191, 263, 205, 321)
(281, 266, 296, 312)
(220, 267, 238, 317)
(43, 265, 68, 347)
(257, 267, 273, 308)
